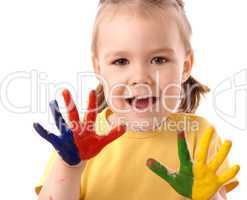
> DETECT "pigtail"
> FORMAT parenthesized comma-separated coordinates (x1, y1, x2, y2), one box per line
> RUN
(178, 76, 210, 113)
(93, 0, 209, 114)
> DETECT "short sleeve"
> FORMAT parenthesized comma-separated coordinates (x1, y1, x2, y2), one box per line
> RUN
(192, 118, 239, 193)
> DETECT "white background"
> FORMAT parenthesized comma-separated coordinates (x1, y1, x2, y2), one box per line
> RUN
(0, 0, 246, 199)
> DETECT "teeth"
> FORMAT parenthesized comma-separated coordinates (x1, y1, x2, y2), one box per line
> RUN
(124, 96, 156, 100)
(136, 96, 152, 99)
(124, 94, 159, 102)
(125, 96, 158, 107)
(123, 96, 134, 99)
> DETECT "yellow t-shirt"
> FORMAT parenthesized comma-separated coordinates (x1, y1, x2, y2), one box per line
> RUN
(35, 106, 239, 200)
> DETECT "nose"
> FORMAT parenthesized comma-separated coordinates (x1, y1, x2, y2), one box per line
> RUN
(128, 65, 153, 86)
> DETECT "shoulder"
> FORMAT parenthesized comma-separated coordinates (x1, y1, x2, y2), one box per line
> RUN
(167, 112, 215, 134)
(95, 106, 111, 136)
(167, 112, 221, 156)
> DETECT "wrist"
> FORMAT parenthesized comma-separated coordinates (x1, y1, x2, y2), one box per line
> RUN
(57, 157, 85, 171)
(209, 193, 224, 200)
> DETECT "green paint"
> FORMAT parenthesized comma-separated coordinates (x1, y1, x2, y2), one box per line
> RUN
(177, 131, 193, 176)
(146, 130, 193, 198)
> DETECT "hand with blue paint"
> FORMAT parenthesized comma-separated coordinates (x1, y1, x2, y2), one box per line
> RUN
(33, 99, 81, 166)
(33, 89, 127, 166)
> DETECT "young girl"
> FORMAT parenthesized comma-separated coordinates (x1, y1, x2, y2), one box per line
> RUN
(34, 0, 240, 199)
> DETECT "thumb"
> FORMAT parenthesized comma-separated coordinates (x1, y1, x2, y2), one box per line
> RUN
(99, 124, 127, 148)
(146, 158, 176, 186)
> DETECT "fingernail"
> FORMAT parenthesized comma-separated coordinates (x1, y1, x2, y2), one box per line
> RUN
(177, 130, 185, 139)
(146, 158, 156, 167)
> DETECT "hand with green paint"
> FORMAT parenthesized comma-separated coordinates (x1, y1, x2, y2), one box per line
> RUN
(146, 127, 240, 200)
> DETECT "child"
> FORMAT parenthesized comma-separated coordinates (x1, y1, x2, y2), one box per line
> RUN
(34, 0, 240, 199)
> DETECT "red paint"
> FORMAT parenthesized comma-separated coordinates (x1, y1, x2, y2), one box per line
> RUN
(62, 89, 126, 160)
(146, 158, 155, 167)
(177, 130, 185, 139)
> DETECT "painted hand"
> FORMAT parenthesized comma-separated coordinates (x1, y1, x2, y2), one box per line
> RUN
(33, 89, 126, 165)
(62, 89, 126, 160)
(33, 100, 81, 166)
(146, 127, 240, 200)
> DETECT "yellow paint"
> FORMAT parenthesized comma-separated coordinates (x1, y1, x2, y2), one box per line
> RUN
(192, 127, 240, 200)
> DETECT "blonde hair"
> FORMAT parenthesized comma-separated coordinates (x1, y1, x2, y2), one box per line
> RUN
(91, 0, 210, 113)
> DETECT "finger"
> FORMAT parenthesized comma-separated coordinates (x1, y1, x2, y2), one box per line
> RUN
(99, 124, 126, 148)
(218, 165, 240, 185)
(146, 158, 176, 186)
(49, 100, 67, 133)
(82, 90, 97, 129)
(33, 123, 61, 149)
(48, 132, 63, 150)
(33, 122, 51, 141)
(177, 130, 193, 174)
(62, 89, 80, 122)
(177, 131, 191, 165)
(208, 140, 232, 172)
(196, 126, 214, 165)
(62, 89, 80, 131)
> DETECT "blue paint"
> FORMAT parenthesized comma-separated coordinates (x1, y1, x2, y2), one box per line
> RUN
(33, 100, 81, 166)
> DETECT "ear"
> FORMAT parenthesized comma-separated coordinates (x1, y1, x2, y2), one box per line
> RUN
(182, 50, 194, 84)
(92, 55, 101, 75)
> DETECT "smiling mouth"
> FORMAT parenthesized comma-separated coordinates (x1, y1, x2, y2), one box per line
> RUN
(125, 96, 158, 109)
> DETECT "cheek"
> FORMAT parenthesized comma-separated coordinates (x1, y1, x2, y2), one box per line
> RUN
(160, 86, 181, 112)
(100, 67, 129, 95)
(159, 67, 182, 112)
(159, 66, 182, 92)
(102, 76, 125, 98)
(101, 68, 126, 87)
(100, 76, 126, 111)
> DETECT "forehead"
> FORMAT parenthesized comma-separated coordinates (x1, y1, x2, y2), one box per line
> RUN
(97, 5, 184, 55)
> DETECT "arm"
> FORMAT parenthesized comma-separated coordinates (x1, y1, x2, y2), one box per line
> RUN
(37, 158, 85, 200)
(34, 89, 126, 200)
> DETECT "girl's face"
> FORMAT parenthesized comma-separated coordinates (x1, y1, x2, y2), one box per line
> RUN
(93, 7, 193, 131)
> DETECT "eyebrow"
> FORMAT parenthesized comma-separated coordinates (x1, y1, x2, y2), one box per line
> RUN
(149, 47, 176, 55)
(104, 51, 129, 60)
(104, 47, 175, 59)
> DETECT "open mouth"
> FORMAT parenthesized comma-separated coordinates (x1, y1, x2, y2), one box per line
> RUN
(125, 96, 158, 109)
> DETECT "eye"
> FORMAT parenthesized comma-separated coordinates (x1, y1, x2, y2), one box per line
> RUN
(112, 58, 129, 66)
(151, 56, 167, 65)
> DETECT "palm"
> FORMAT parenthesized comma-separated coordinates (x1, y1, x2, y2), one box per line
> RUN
(147, 128, 240, 200)
(147, 130, 193, 198)
(62, 89, 126, 160)
(193, 164, 220, 199)
(192, 127, 240, 200)
(34, 89, 126, 165)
